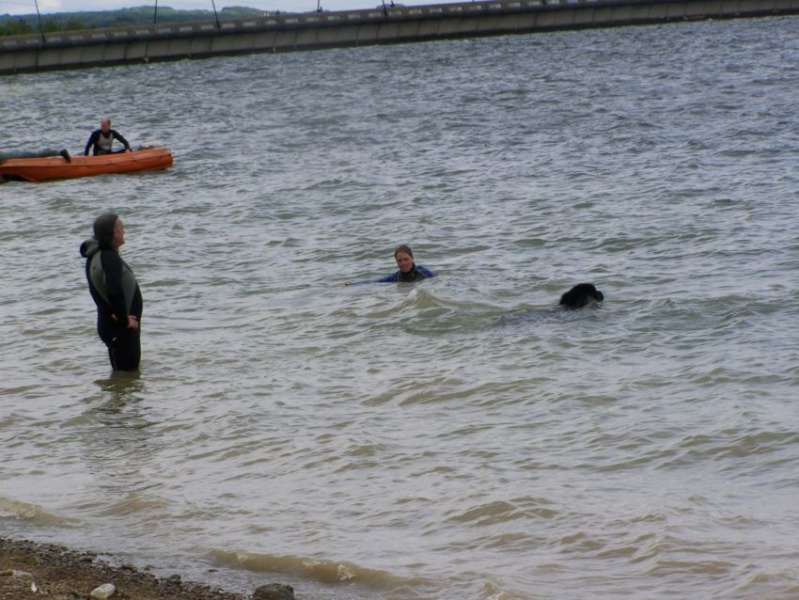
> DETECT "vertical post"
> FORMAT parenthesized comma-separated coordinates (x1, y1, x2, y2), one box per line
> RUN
(211, 0, 221, 28)
(153, 0, 158, 25)
(33, 0, 45, 43)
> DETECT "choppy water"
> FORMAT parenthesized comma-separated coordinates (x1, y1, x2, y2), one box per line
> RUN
(3, 16, 799, 600)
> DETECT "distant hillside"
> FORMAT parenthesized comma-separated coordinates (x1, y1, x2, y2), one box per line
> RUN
(0, 5, 266, 36)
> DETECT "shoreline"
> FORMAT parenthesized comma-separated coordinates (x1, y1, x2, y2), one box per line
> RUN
(0, 536, 256, 600)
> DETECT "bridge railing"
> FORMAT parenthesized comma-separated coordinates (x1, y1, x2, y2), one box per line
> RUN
(0, 0, 617, 51)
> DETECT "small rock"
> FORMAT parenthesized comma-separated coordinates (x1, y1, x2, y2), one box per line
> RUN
(253, 583, 295, 600)
(90, 582, 116, 598)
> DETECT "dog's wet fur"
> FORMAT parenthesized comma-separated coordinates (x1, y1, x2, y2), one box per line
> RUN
(558, 283, 604, 309)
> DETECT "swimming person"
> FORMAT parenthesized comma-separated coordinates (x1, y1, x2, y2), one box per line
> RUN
(84, 117, 132, 156)
(79, 213, 143, 371)
(346, 244, 436, 285)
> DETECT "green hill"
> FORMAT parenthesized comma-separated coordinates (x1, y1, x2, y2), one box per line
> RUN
(0, 5, 266, 36)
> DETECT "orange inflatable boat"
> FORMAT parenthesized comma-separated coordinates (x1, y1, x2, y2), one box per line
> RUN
(0, 146, 173, 183)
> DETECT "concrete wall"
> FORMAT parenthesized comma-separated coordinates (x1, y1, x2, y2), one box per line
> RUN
(2, 0, 798, 75)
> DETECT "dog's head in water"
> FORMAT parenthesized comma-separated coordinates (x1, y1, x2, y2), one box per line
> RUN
(559, 283, 604, 309)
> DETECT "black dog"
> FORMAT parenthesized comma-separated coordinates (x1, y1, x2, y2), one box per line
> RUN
(559, 283, 604, 309)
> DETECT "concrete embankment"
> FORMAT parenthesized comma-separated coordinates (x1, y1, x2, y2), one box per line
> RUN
(2, 0, 798, 75)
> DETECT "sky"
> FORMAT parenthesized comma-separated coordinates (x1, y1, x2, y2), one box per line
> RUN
(0, 0, 466, 16)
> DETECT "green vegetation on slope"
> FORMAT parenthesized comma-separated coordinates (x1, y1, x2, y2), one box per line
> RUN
(0, 5, 264, 36)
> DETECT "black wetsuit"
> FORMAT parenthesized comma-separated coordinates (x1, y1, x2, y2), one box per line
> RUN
(84, 129, 131, 156)
(0, 149, 63, 162)
(80, 240, 144, 371)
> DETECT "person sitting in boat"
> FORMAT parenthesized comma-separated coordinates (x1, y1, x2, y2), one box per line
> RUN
(346, 244, 436, 285)
(84, 117, 132, 156)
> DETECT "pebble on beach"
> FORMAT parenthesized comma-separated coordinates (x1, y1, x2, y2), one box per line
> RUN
(253, 583, 296, 600)
(90, 582, 116, 598)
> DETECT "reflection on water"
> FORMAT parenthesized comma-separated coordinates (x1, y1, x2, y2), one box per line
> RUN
(92, 371, 143, 402)
(79, 373, 159, 496)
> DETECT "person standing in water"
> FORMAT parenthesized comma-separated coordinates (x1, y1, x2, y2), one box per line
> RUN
(84, 117, 132, 156)
(79, 213, 143, 371)
(346, 244, 436, 284)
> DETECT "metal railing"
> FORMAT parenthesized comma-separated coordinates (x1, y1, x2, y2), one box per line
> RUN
(0, 0, 616, 51)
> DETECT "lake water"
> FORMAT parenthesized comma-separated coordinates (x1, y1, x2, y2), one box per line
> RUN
(2, 15, 799, 600)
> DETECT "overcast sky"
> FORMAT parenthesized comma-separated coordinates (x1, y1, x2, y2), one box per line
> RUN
(1, 0, 466, 16)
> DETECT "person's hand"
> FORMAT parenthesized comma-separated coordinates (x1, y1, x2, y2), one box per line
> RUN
(127, 315, 139, 329)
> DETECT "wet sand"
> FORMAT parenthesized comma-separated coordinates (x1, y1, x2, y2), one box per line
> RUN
(0, 537, 250, 600)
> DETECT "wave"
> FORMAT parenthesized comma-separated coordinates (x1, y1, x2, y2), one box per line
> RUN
(0, 496, 76, 527)
(211, 548, 431, 590)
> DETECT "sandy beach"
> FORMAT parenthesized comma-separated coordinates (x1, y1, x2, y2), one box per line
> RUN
(0, 537, 253, 600)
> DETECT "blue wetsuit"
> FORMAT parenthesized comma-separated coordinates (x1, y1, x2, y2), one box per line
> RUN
(374, 264, 436, 283)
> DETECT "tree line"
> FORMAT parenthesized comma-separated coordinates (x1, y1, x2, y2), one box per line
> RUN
(1, 17, 86, 36)
(0, 6, 263, 37)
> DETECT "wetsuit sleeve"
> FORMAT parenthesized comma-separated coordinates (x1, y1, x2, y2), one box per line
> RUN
(374, 271, 400, 283)
(113, 130, 132, 151)
(84, 130, 98, 156)
(417, 265, 436, 278)
(349, 272, 399, 284)
(102, 251, 130, 323)
(131, 285, 143, 320)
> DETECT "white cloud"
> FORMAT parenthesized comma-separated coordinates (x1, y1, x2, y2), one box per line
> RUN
(38, 0, 65, 11)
